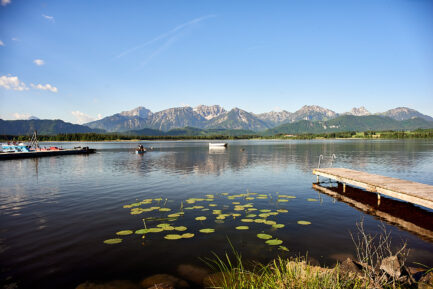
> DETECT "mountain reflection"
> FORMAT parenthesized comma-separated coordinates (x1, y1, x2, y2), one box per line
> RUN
(115, 141, 433, 177)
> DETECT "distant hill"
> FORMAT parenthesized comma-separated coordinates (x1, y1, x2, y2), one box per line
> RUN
(379, 107, 433, 122)
(264, 115, 433, 135)
(0, 119, 105, 135)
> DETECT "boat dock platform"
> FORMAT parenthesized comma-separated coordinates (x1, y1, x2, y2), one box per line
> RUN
(313, 168, 433, 210)
(0, 148, 96, 160)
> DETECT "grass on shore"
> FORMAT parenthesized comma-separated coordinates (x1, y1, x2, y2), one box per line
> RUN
(202, 242, 414, 289)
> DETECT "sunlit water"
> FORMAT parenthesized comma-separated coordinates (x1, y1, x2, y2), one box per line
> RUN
(1, 140, 433, 289)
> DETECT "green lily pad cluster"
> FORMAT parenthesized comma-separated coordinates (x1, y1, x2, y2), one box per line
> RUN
(104, 191, 313, 248)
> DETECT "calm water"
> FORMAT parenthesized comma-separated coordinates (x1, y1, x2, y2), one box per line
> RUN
(1, 140, 433, 289)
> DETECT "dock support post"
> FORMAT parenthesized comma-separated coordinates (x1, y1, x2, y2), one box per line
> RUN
(343, 183, 346, 193)
(377, 193, 381, 206)
(316, 175, 319, 183)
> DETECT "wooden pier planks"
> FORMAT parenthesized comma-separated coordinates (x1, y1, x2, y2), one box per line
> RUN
(313, 168, 433, 210)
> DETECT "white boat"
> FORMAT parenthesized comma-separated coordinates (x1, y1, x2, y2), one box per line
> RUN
(209, 143, 227, 148)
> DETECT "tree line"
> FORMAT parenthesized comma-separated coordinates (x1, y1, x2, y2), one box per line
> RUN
(1, 129, 432, 142)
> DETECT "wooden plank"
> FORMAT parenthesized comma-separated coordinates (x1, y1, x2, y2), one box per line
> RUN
(312, 168, 433, 210)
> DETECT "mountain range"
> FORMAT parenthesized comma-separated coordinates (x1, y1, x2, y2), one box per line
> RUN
(1, 105, 432, 136)
(85, 105, 433, 132)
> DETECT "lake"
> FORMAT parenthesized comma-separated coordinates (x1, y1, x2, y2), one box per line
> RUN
(1, 139, 433, 289)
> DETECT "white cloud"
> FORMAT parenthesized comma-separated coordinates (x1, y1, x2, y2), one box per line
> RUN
(1, 0, 11, 6)
(42, 14, 55, 22)
(33, 59, 45, 66)
(97, 114, 102, 120)
(71, 111, 98, 124)
(0, 75, 28, 91)
(12, 113, 39, 120)
(12, 37, 19, 41)
(30, 83, 58, 93)
(0, 40, 4, 46)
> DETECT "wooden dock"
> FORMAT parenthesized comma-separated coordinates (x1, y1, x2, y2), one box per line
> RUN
(313, 168, 433, 210)
(0, 148, 96, 160)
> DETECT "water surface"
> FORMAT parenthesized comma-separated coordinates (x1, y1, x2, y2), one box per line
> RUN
(1, 140, 433, 289)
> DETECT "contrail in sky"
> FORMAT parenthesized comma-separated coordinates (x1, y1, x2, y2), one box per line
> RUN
(116, 14, 216, 59)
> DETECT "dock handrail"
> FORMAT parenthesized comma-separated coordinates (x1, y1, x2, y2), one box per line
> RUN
(317, 155, 324, 168)
(317, 154, 337, 168)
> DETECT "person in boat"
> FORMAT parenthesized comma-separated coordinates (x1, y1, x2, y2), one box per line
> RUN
(137, 144, 145, 152)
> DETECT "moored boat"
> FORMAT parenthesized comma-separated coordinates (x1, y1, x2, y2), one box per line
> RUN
(209, 142, 228, 148)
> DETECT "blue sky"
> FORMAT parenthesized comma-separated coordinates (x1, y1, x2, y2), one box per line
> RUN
(1, 0, 432, 123)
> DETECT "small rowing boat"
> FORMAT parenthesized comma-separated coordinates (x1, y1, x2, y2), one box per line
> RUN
(136, 144, 147, 154)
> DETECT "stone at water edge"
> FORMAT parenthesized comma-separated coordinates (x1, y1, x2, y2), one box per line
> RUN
(177, 264, 210, 285)
(338, 258, 364, 276)
(75, 280, 140, 289)
(140, 274, 189, 288)
(380, 255, 401, 278)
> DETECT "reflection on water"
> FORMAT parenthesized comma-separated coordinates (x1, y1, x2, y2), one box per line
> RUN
(313, 183, 433, 241)
(0, 140, 433, 289)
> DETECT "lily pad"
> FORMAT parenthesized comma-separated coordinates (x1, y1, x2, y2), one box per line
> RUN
(159, 208, 171, 212)
(164, 234, 183, 240)
(181, 233, 195, 238)
(260, 209, 271, 213)
(264, 220, 277, 225)
(135, 229, 150, 234)
(215, 220, 224, 224)
(279, 246, 289, 252)
(241, 218, 254, 223)
(254, 219, 266, 223)
(116, 230, 133, 236)
(157, 223, 171, 228)
(167, 213, 180, 218)
(199, 228, 215, 233)
(175, 226, 187, 231)
(147, 228, 164, 233)
(195, 216, 207, 221)
(257, 233, 272, 240)
(297, 220, 311, 225)
(307, 198, 318, 202)
(236, 226, 249, 230)
(277, 209, 288, 213)
(104, 238, 122, 244)
(266, 239, 283, 246)
(277, 199, 288, 202)
(272, 224, 285, 229)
